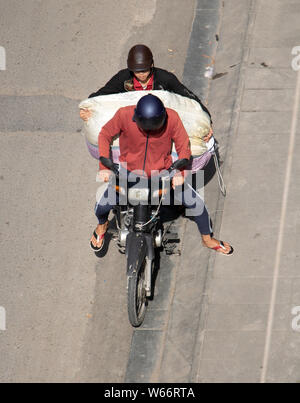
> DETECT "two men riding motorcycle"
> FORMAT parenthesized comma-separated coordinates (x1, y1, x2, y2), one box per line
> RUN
(80, 44, 233, 256)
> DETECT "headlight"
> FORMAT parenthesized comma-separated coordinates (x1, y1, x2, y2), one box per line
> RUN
(128, 188, 149, 203)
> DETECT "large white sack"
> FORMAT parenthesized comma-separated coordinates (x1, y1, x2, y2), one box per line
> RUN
(79, 90, 211, 156)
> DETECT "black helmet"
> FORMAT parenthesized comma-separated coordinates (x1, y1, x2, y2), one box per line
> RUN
(127, 44, 153, 72)
(133, 94, 166, 132)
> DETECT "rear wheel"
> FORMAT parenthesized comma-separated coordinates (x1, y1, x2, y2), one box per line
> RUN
(127, 258, 147, 327)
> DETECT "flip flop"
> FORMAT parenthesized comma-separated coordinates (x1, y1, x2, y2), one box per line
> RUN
(90, 230, 106, 252)
(212, 240, 234, 256)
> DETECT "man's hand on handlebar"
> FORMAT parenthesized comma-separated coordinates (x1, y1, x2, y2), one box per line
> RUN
(172, 174, 185, 189)
(98, 170, 112, 183)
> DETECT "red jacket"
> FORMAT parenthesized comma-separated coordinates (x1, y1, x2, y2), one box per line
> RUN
(98, 106, 191, 177)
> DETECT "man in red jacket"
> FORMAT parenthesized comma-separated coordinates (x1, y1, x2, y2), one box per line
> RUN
(90, 95, 233, 256)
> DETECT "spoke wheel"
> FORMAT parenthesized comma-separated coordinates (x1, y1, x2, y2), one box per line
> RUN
(127, 258, 148, 327)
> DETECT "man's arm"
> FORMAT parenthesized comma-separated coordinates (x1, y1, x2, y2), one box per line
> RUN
(98, 109, 123, 170)
(80, 71, 129, 121)
(169, 110, 192, 181)
(170, 111, 192, 160)
(168, 111, 191, 188)
(159, 69, 212, 121)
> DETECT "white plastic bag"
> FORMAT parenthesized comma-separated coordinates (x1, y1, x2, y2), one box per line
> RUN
(79, 90, 211, 157)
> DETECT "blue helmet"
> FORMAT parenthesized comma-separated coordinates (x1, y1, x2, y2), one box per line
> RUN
(133, 94, 166, 131)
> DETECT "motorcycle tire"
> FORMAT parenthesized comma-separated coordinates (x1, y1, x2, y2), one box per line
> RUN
(127, 258, 148, 327)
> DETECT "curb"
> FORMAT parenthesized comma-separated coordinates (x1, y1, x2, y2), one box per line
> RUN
(189, 0, 257, 382)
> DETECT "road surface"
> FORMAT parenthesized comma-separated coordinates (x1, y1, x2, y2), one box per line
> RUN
(0, 0, 196, 382)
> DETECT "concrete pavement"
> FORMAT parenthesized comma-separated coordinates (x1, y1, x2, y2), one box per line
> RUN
(192, 0, 300, 383)
(125, 0, 300, 383)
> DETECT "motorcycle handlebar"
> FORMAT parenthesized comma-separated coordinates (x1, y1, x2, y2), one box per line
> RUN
(167, 158, 190, 173)
(99, 157, 189, 178)
(99, 157, 119, 176)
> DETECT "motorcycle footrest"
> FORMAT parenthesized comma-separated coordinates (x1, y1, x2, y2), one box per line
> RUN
(163, 232, 179, 242)
(164, 244, 181, 256)
(163, 233, 181, 255)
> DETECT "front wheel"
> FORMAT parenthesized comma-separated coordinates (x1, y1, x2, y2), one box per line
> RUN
(127, 258, 147, 327)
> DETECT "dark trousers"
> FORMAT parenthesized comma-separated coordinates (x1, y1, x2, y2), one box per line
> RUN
(95, 180, 212, 235)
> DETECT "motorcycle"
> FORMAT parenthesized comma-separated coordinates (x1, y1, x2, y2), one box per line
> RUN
(99, 157, 188, 327)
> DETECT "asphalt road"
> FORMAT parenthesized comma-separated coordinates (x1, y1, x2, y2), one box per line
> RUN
(0, 0, 197, 382)
(2, 0, 299, 385)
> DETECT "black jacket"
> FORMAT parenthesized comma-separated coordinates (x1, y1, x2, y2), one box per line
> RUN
(88, 67, 211, 119)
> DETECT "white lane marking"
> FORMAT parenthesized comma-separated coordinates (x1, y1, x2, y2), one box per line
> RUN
(260, 70, 300, 383)
(0, 307, 6, 331)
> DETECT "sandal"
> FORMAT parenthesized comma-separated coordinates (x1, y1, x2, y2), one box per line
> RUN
(212, 240, 234, 256)
(90, 222, 108, 252)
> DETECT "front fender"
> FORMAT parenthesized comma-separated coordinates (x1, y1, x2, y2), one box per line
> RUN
(126, 232, 154, 276)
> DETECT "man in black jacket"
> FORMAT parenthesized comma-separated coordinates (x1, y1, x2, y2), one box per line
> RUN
(80, 44, 212, 140)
